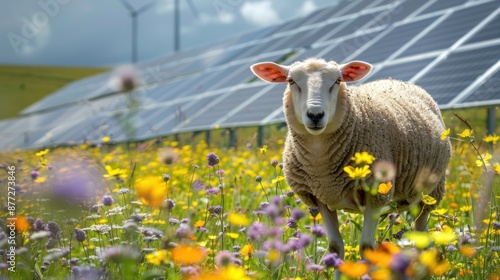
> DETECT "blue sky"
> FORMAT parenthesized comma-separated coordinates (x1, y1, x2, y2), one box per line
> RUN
(1, 0, 337, 67)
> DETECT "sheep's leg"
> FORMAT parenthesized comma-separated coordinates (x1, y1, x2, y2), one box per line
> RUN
(316, 200, 343, 280)
(360, 198, 381, 253)
(415, 176, 445, 231)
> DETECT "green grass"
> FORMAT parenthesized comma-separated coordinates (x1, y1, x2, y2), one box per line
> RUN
(0, 65, 107, 119)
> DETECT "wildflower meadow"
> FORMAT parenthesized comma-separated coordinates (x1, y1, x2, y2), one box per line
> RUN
(0, 116, 499, 280)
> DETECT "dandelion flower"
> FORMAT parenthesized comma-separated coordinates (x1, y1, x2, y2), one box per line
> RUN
(260, 145, 267, 154)
(240, 244, 253, 258)
(459, 246, 476, 257)
(440, 128, 450, 140)
(476, 153, 492, 167)
(421, 193, 437, 205)
(145, 249, 169, 265)
(430, 231, 456, 245)
(458, 129, 473, 138)
(343, 165, 371, 179)
(494, 164, 500, 175)
(419, 249, 449, 276)
(483, 133, 499, 144)
(228, 212, 250, 226)
(351, 151, 375, 165)
(171, 245, 207, 266)
(404, 231, 431, 249)
(35, 149, 50, 157)
(271, 176, 285, 184)
(102, 136, 111, 143)
(377, 182, 393, 195)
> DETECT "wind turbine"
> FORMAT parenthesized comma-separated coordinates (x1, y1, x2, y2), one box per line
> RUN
(119, 0, 199, 63)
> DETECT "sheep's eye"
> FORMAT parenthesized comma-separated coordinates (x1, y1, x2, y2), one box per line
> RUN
(335, 77, 342, 84)
(288, 79, 295, 85)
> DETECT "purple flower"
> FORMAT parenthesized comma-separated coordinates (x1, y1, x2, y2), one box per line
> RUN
(270, 159, 278, 167)
(389, 253, 411, 275)
(306, 264, 325, 272)
(30, 170, 39, 180)
(34, 219, 45, 232)
(215, 251, 235, 267)
(493, 221, 500, 230)
(17, 158, 23, 163)
(206, 188, 219, 195)
(207, 152, 220, 167)
(392, 228, 407, 240)
(321, 253, 340, 268)
(208, 206, 222, 215)
(286, 218, 298, 229)
(248, 222, 266, 240)
(175, 224, 191, 240)
(446, 244, 458, 251)
(192, 179, 205, 191)
(162, 174, 170, 182)
(309, 207, 320, 217)
(101, 195, 114, 206)
(165, 199, 175, 211)
(47, 221, 61, 239)
(74, 228, 87, 242)
(298, 234, 311, 248)
(311, 225, 326, 238)
(291, 208, 305, 221)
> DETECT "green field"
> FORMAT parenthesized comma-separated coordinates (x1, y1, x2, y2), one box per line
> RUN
(0, 65, 107, 119)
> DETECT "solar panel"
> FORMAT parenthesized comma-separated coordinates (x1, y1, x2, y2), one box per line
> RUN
(465, 12, 500, 44)
(397, 1, 499, 58)
(415, 44, 500, 104)
(322, 31, 382, 63)
(356, 16, 438, 63)
(418, 0, 467, 16)
(2, 0, 500, 151)
(365, 58, 436, 82)
(459, 70, 500, 104)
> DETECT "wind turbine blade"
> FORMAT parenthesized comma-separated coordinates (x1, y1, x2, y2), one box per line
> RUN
(186, 0, 200, 20)
(118, 0, 135, 13)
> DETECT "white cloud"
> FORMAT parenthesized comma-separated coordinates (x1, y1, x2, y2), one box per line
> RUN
(240, 1, 280, 27)
(299, 0, 317, 17)
(156, 0, 174, 14)
(199, 12, 235, 25)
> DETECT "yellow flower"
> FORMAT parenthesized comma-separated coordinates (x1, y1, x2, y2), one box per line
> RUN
(226, 232, 239, 239)
(35, 149, 50, 157)
(422, 193, 437, 205)
(430, 231, 456, 245)
(460, 205, 472, 212)
(338, 261, 369, 278)
(14, 216, 31, 232)
(196, 265, 251, 280)
(271, 175, 285, 184)
(476, 153, 492, 167)
(483, 133, 499, 144)
(494, 164, 500, 175)
(377, 182, 392, 195)
(260, 145, 267, 154)
(228, 213, 250, 226)
(440, 128, 450, 140)
(171, 244, 207, 266)
(458, 129, 473, 138)
(102, 136, 111, 143)
(145, 249, 169, 265)
(419, 249, 450, 276)
(136, 176, 168, 207)
(431, 208, 448, 215)
(194, 220, 205, 228)
(343, 165, 371, 179)
(404, 231, 431, 249)
(351, 151, 375, 165)
(240, 244, 253, 257)
(103, 165, 127, 179)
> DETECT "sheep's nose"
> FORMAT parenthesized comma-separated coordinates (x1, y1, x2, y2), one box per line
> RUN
(307, 111, 324, 124)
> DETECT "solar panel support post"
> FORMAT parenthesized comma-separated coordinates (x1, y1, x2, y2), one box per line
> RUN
(229, 128, 236, 148)
(174, 0, 180, 52)
(487, 106, 496, 135)
(258, 126, 264, 147)
(206, 130, 211, 147)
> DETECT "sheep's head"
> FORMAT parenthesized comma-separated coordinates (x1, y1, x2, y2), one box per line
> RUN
(251, 58, 372, 135)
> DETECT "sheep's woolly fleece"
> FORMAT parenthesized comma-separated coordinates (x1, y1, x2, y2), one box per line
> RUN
(282, 60, 452, 213)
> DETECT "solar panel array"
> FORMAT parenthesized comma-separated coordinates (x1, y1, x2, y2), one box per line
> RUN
(1, 0, 499, 151)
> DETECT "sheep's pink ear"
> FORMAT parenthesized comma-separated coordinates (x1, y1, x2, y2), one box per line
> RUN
(250, 62, 289, 83)
(340, 61, 372, 82)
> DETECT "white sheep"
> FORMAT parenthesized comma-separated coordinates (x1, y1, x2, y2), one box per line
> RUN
(250, 58, 451, 277)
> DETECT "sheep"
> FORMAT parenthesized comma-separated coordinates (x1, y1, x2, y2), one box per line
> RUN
(250, 58, 451, 277)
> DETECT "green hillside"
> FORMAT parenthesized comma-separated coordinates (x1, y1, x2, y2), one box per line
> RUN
(0, 65, 107, 119)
